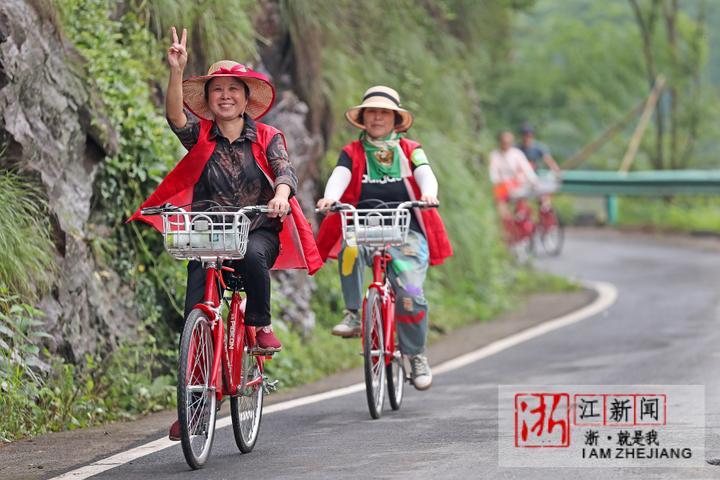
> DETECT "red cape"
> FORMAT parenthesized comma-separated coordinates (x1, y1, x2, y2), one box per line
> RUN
(316, 138, 453, 266)
(128, 119, 323, 274)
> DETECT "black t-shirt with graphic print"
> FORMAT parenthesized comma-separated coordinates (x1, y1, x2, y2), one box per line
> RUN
(336, 151, 422, 233)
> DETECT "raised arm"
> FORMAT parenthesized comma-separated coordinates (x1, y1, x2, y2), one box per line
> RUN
(166, 26, 188, 129)
(543, 151, 561, 174)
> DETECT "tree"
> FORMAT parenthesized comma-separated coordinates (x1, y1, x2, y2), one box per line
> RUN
(628, 0, 708, 169)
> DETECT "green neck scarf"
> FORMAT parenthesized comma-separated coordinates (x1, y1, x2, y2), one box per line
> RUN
(361, 131, 402, 180)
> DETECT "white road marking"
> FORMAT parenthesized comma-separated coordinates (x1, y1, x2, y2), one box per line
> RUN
(50, 281, 616, 479)
(434, 281, 617, 374)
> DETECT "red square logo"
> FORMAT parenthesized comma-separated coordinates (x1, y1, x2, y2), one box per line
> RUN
(515, 393, 570, 447)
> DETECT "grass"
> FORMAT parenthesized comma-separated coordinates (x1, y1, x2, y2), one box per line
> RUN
(0, 171, 56, 302)
(617, 196, 720, 234)
(0, 318, 176, 442)
(141, 0, 259, 70)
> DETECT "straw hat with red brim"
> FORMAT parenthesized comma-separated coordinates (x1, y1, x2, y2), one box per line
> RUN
(182, 60, 275, 121)
(345, 85, 413, 132)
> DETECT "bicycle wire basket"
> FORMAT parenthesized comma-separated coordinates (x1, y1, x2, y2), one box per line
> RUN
(339, 208, 411, 248)
(509, 175, 561, 200)
(160, 209, 251, 260)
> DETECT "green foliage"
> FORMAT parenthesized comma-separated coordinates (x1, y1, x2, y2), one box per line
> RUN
(487, 0, 719, 170)
(0, 299, 50, 386)
(0, 319, 176, 442)
(0, 171, 56, 302)
(282, 0, 534, 325)
(56, 0, 187, 322)
(264, 324, 362, 389)
(618, 196, 720, 233)
(141, 0, 259, 70)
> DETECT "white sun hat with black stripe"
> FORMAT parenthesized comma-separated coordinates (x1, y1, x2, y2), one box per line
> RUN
(345, 85, 414, 132)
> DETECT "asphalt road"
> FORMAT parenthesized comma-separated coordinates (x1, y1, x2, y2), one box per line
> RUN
(56, 229, 720, 478)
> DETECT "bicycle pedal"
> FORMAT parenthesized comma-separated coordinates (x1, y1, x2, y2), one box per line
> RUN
(250, 348, 276, 357)
(263, 378, 279, 394)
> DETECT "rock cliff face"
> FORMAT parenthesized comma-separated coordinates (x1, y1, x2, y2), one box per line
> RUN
(0, 0, 329, 353)
(252, 0, 329, 336)
(0, 0, 139, 361)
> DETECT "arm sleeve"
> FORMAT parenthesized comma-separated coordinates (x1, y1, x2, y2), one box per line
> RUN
(323, 166, 352, 201)
(413, 164, 438, 197)
(488, 151, 500, 184)
(266, 133, 298, 198)
(167, 107, 201, 151)
(517, 151, 539, 182)
(410, 147, 430, 170)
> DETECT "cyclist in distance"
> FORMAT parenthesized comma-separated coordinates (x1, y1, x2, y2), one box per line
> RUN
(315, 86, 453, 390)
(130, 27, 321, 367)
(517, 124, 560, 174)
(489, 130, 539, 239)
(517, 124, 560, 212)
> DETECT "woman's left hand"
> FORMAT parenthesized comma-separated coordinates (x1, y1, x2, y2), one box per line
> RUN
(268, 193, 290, 220)
(420, 194, 439, 206)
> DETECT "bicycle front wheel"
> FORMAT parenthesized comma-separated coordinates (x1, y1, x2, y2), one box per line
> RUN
(363, 289, 386, 419)
(539, 210, 564, 256)
(231, 352, 264, 453)
(178, 309, 217, 469)
(386, 351, 405, 411)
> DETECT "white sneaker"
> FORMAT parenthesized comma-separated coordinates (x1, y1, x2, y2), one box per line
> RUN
(331, 310, 361, 337)
(409, 354, 432, 390)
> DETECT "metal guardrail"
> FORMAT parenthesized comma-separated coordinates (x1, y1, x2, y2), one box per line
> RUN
(554, 169, 720, 225)
(559, 170, 720, 196)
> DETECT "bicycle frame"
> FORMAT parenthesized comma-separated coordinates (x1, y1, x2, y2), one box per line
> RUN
(192, 262, 264, 403)
(362, 249, 397, 367)
(510, 199, 559, 242)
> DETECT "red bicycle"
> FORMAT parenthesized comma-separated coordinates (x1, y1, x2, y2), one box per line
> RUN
(140, 203, 279, 469)
(506, 175, 564, 259)
(320, 200, 433, 419)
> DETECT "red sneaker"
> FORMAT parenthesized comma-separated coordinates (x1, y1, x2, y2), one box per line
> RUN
(168, 420, 181, 441)
(255, 326, 282, 353)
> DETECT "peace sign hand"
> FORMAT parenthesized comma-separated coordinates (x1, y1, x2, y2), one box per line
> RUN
(168, 26, 188, 71)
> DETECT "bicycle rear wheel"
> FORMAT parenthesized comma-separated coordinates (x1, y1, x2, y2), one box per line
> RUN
(386, 351, 405, 411)
(363, 289, 386, 419)
(178, 309, 217, 469)
(231, 351, 264, 453)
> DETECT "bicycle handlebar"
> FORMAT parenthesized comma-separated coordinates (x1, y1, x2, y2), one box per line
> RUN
(141, 204, 290, 216)
(315, 200, 438, 214)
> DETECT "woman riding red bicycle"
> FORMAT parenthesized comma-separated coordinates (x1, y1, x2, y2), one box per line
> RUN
(129, 26, 321, 443)
(489, 130, 563, 257)
(316, 85, 453, 391)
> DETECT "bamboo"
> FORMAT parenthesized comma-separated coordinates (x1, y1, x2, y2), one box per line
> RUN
(562, 101, 645, 170)
(619, 75, 666, 173)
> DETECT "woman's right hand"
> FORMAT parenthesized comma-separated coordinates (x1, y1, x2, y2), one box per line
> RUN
(315, 198, 336, 213)
(168, 26, 188, 71)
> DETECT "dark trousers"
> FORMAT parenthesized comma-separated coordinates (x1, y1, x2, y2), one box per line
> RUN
(183, 228, 280, 327)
